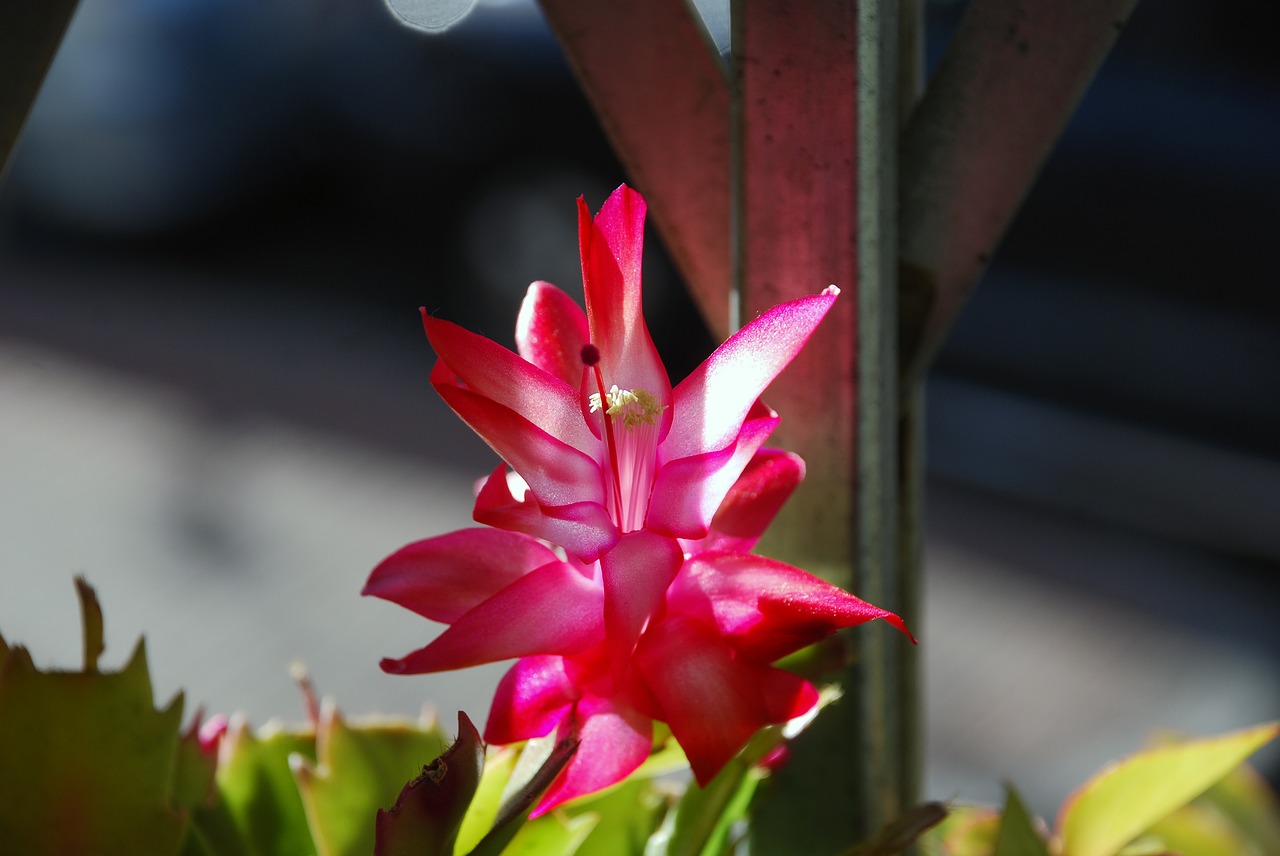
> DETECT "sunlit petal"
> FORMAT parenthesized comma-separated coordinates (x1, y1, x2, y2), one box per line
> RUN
(646, 409, 778, 539)
(485, 656, 578, 745)
(425, 311, 596, 454)
(662, 288, 838, 462)
(600, 531, 682, 675)
(435, 382, 605, 510)
(531, 693, 652, 817)
(379, 562, 605, 674)
(680, 447, 805, 554)
(474, 465, 619, 563)
(363, 529, 559, 623)
(578, 186, 673, 432)
(669, 551, 915, 663)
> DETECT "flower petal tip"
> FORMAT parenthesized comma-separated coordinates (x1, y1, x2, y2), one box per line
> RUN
(885, 613, 918, 646)
(379, 657, 407, 675)
(823, 285, 840, 297)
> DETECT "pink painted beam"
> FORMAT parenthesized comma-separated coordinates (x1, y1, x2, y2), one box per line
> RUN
(537, 0, 734, 338)
(736, 0, 861, 577)
(733, 0, 908, 846)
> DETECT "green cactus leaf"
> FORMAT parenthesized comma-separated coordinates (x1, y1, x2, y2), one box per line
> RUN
(1142, 801, 1254, 856)
(993, 787, 1049, 856)
(564, 777, 668, 856)
(292, 702, 446, 856)
(1058, 720, 1280, 856)
(1182, 751, 1280, 854)
(502, 812, 598, 855)
(917, 805, 1000, 856)
(212, 718, 318, 856)
(455, 746, 521, 855)
(465, 734, 579, 856)
(374, 712, 485, 856)
(669, 764, 759, 856)
(0, 579, 189, 855)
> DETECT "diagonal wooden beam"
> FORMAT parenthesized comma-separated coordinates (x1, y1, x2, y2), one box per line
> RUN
(899, 0, 1139, 383)
(0, 0, 81, 177)
(537, 0, 734, 339)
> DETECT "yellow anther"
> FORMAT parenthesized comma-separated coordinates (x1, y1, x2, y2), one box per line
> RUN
(588, 385, 664, 430)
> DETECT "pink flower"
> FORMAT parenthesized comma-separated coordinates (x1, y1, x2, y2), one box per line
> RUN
(366, 449, 913, 815)
(423, 183, 838, 661)
(479, 459, 913, 815)
(364, 184, 913, 813)
(439, 195, 835, 556)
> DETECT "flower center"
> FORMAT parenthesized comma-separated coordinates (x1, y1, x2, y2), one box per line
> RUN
(581, 345, 664, 533)
(588, 385, 663, 429)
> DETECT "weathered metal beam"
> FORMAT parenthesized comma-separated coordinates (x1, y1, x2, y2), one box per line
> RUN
(734, 1, 905, 848)
(899, 0, 1139, 382)
(0, 0, 81, 177)
(537, 0, 734, 338)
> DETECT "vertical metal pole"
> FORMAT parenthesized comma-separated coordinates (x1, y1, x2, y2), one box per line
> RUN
(737, 1, 906, 849)
(856, 0, 905, 831)
(897, 0, 927, 824)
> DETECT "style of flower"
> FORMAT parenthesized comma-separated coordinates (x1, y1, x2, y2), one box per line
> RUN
(364, 183, 912, 813)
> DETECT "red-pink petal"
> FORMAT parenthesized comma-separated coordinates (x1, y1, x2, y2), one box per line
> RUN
(662, 289, 838, 463)
(578, 186, 672, 433)
(425, 311, 596, 455)
(531, 693, 652, 817)
(645, 410, 778, 540)
(435, 382, 605, 510)
(515, 281, 591, 387)
(363, 529, 560, 623)
(485, 656, 578, 745)
(474, 465, 619, 563)
(668, 552, 914, 663)
(633, 615, 781, 785)
(600, 531, 682, 677)
(379, 562, 605, 674)
(686, 447, 806, 553)
(761, 667, 821, 723)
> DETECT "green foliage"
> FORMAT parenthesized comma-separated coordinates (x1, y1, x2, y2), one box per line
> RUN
(374, 712, 484, 856)
(571, 777, 669, 856)
(840, 803, 949, 856)
(992, 787, 1049, 856)
(455, 746, 521, 854)
(5, 579, 1277, 856)
(918, 805, 1001, 856)
(1131, 731, 1280, 856)
(663, 752, 760, 856)
(1058, 721, 1280, 856)
(0, 579, 191, 855)
(920, 724, 1280, 856)
(463, 732, 579, 856)
(212, 721, 318, 855)
(294, 705, 447, 856)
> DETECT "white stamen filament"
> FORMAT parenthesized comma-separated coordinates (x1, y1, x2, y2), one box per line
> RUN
(589, 384, 664, 532)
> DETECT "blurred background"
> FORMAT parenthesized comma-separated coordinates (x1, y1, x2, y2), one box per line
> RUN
(1, 0, 1276, 818)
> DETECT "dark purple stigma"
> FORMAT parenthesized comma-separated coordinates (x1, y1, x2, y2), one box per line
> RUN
(581, 343, 601, 366)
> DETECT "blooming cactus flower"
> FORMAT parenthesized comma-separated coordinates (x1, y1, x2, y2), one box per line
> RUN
(424, 184, 839, 663)
(365, 183, 912, 814)
(425, 185, 838, 555)
(369, 453, 912, 815)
